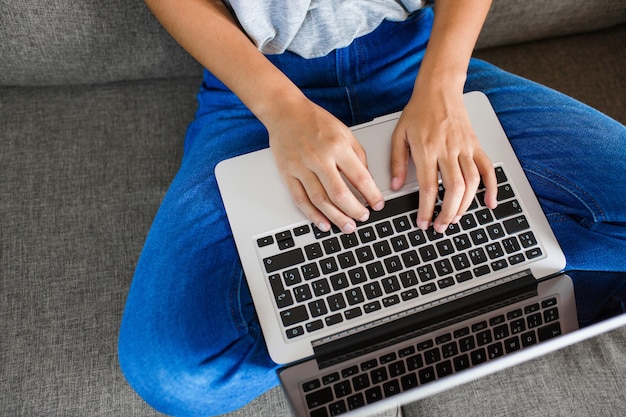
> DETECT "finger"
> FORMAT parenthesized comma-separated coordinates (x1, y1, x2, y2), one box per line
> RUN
(283, 176, 333, 233)
(415, 156, 439, 230)
(453, 154, 482, 217)
(434, 158, 467, 234)
(315, 162, 371, 228)
(339, 152, 385, 215)
(475, 150, 498, 209)
(390, 126, 410, 191)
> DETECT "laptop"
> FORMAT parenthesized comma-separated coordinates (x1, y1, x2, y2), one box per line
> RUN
(215, 91, 626, 416)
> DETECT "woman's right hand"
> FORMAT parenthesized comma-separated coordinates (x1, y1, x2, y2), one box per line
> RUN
(267, 97, 385, 234)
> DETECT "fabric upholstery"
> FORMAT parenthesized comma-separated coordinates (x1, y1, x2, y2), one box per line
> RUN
(1, 0, 625, 416)
(1, 0, 625, 86)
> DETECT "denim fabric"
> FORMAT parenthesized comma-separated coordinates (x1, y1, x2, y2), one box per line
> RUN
(118, 8, 626, 416)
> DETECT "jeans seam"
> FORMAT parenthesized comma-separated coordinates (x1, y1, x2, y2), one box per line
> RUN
(523, 161, 607, 223)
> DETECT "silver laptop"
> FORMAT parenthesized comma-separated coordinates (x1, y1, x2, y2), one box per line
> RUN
(216, 91, 625, 416)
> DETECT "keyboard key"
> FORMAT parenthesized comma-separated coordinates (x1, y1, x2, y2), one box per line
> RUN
(503, 215, 530, 234)
(333, 380, 352, 398)
(363, 301, 381, 314)
(393, 216, 412, 232)
(352, 373, 370, 391)
(361, 359, 378, 372)
(401, 250, 420, 268)
(538, 322, 563, 341)
(384, 255, 403, 273)
(408, 229, 426, 246)
(419, 367, 436, 384)
(303, 378, 321, 392)
(476, 208, 494, 225)
(306, 320, 324, 333)
(337, 251, 357, 269)
(305, 243, 324, 260)
(319, 257, 339, 274)
(497, 183, 515, 201)
(390, 235, 409, 252)
(311, 278, 331, 296)
(257, 235, 274, 247)
(306, 387, 333, 409)
(366, 261, 385, 279)
(417, 265, 436, 282)
(382, 295, 401, 307)
(376, 221, 394, 238)
(363, 282, 383, 299)
(263, 248, 305, 273)
(519, 231, 537, 248)
(358, 226, 376, 243)
(419, 244, 438, 262)
(293, 225, 310, 236)
(280, 305, 308, 327)
(493, 200, 523, 219)
(269, 274, 294, 308)
(365, 386, 383, 404)
(346, 393, 365, 411)
(383, 380, 401, 397)
(308, 299, 328, 317)
(325, 313, 343, 326)
(495, 166, 508, 183)
(401, 289, 419, 301)
(340, 233, 359, 249)
(286, 326, 305, 339)
(401, 373, 419, 390)
(328, 400, 347, 415)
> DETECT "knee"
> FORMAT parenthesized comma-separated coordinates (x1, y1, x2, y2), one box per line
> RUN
(118, 319, 279, 416)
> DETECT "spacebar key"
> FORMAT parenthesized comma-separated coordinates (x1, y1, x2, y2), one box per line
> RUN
(263, 248, 305, 273)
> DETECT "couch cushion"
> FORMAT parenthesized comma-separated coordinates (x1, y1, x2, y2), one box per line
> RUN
(1, 0, 624, 86)
(0, 0, 201, 86)
(476, 0, 626, 49)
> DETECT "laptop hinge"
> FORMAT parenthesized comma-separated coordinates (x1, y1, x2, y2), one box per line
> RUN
(313, 270, 538, 369)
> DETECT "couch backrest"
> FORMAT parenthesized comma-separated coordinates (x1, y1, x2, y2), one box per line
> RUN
(1, 0, 624, 86)
(0, 0, 201, 86)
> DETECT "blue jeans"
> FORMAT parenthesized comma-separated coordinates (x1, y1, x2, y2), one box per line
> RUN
(118, 8, 626, 416)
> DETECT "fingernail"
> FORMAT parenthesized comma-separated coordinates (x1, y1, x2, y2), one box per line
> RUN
(391, 177, 401, 190)
(434, 223, 447, 234)
(359, 212, 370, 223)
(342, 223, 356, 234)
(452, 215, 462, 224)
(372, 200, 385, 211)
(417, 220, 429, 230)
(317, 222, 330, 232)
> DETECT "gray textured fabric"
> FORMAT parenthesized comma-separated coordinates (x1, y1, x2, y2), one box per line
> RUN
(1, 0, 624, 86)
(476, 0, 626, 49)
(223, 0, 423, 58)
(0, 79, 199, 416)
(1, 0, 625, 415)
(0, 0, 201, 86)
(475, 24, 626, 125)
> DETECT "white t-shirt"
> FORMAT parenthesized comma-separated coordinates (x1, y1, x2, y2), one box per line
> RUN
(223, 0, 425, 58)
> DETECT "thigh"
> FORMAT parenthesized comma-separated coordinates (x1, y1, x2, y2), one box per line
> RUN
(119, 96, 280, 416)
(465, 58, 626, 272)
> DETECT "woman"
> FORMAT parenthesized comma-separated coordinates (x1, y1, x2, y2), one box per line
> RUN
(118, 1, 626, 415)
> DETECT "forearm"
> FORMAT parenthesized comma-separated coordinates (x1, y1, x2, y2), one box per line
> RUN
(143, 0, 306, 126)
(416, 0, 492, 91)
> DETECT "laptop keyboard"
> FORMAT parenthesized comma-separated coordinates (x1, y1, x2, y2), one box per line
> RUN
(256, 166, 544, 341)
(301, 295, 563, 416)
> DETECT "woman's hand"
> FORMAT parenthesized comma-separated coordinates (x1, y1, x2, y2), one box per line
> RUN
(268, 97, 385, 234)
(390, 0, 496, 233)
(391, 83, 498, 234)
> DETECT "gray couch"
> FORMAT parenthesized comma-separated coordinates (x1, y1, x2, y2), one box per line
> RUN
(1, 1, 625, 416)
